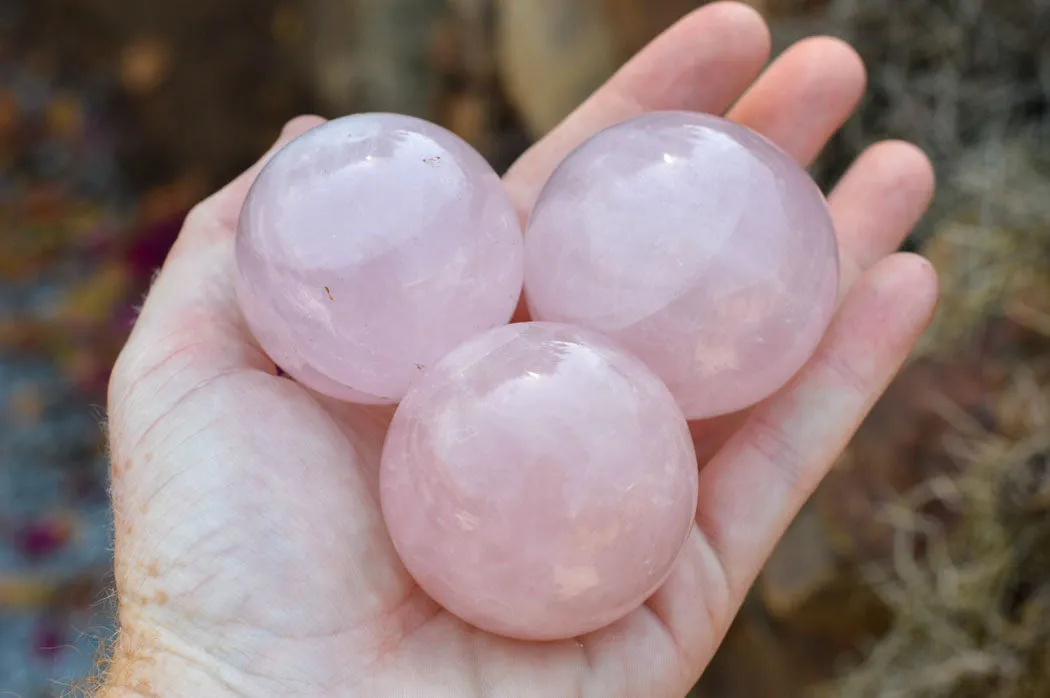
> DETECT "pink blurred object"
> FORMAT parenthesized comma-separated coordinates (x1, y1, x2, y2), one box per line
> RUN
(381, 322, 698, 640)
(235, 113, 524, 403)
(32, 615, 67, 659)
(14, 517, 72, 560)
(524, 111, 839, 419)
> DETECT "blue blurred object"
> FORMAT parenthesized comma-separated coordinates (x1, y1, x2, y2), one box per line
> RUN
(0, 30, 132, 698)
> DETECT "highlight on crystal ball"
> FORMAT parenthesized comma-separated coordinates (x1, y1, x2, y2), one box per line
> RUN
(380, 322, 698, 640)
(235, 113, 524, 403)
(523, 111, 840, 419)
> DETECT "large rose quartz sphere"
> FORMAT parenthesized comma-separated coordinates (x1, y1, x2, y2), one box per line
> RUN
(380, 322, 698, 640)
(235, 113, 523, 403)
(524, 111, 839, 419)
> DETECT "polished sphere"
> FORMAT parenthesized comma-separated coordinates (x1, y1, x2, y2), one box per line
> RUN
(235, 113, 524, 403)
(524, 111, 839, 419)
(380, 322, 698, 640)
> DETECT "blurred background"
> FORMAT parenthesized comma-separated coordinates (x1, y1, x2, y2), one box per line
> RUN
(1, 0, 1048, 695)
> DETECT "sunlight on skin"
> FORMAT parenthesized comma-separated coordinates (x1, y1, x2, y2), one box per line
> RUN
(102, 4, 937, 696)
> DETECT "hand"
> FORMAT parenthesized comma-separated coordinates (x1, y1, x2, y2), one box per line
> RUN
(103, 4, 938, 696)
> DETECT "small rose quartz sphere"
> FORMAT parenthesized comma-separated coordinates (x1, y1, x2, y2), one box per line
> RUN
(380, 322, 698, 640)
(524, 111, 839, 419)
(235, 113, 523, 403)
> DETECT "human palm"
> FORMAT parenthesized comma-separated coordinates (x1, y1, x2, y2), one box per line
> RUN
(103, 5, 939, 697)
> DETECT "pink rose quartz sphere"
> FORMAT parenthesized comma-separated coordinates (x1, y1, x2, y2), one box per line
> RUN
(380, 322, 698, 640)
(523, 111, 839, 419)
(235, 113, 523, 403)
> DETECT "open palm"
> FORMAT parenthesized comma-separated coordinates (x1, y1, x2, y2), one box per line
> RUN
(103, 5, 939, 697)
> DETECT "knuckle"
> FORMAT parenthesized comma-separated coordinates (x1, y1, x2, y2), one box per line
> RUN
(813, 343, 873, 397)
(745, 411, 806, 492)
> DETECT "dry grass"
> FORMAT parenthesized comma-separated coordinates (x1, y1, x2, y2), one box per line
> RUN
(775, 0, 1049, 236)
(826, 367, 1050, 697)
(759, 2, 1050, 694)
(918, 140, 1050, 352)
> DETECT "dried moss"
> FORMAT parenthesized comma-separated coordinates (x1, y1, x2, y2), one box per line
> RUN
(818, 125, 1050, 698)
(918, 141, 1050, 352)
(825, 376, 1050, 697)
(775, 0, 1050, 243)
(768, 5, 1050, 691)
(820, 136, 1050, 698)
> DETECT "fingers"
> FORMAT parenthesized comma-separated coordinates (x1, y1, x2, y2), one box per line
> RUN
(502, 1, 772, 217)
(829, 140, 937, 292)
(109, 116, 325, 455)
(693, 252, 938, 600)
(726, 37, 866, 166)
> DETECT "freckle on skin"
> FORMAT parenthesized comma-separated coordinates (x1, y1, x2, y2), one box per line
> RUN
(147, 562, 159, 577)
(154, 591, 168, 605)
